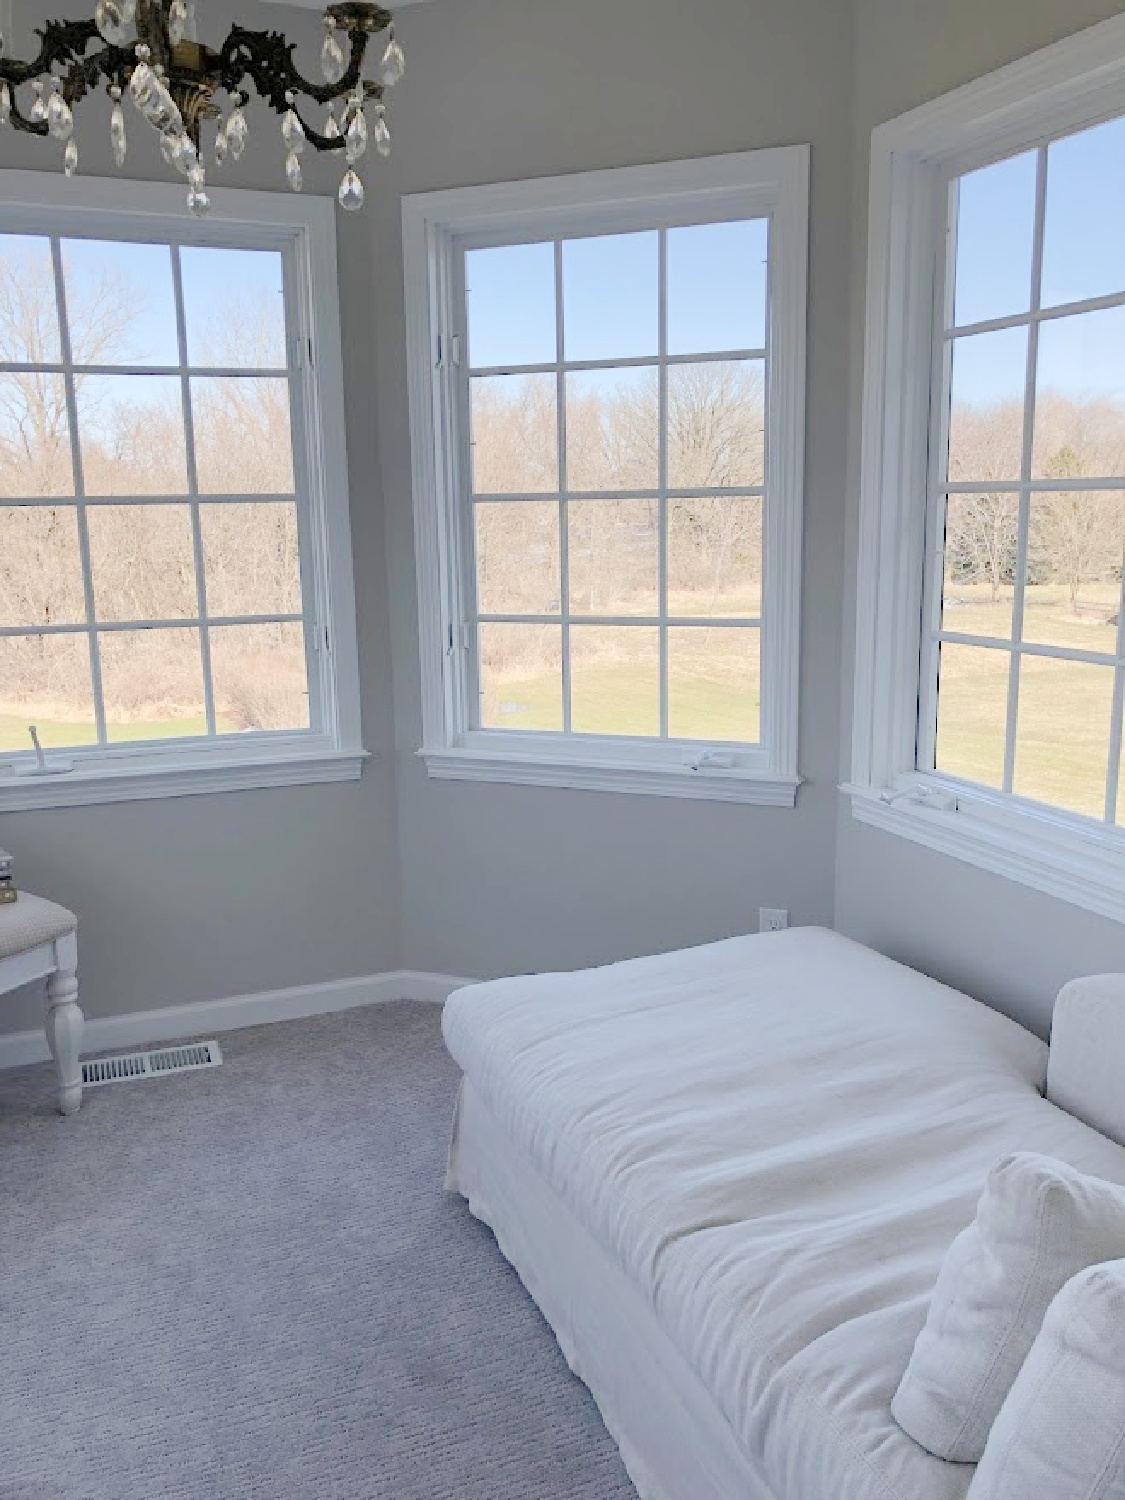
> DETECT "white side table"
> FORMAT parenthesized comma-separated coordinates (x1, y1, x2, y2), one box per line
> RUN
(0, 894, 84, 1115)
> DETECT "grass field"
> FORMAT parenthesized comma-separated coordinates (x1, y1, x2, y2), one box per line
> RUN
(936, 584, 1120, 820)
(0, 712, 238, 754)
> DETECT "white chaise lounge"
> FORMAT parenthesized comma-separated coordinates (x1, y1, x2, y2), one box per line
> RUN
(442, 926, 1125, 1500)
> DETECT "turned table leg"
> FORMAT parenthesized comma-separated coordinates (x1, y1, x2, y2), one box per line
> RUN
(46, 934, 83, 1115)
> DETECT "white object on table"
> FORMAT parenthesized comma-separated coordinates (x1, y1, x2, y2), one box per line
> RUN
(0, 894, 84, 1114)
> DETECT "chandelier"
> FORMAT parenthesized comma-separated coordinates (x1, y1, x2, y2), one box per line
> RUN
(0, 1, 404, 215)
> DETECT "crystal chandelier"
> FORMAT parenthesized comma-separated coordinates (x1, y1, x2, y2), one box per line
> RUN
(0, 1, 404, 215)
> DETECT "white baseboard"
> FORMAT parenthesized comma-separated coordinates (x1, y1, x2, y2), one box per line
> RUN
(0, 968, 475, 1072)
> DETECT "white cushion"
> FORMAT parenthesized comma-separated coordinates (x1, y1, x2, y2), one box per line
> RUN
(1048, 974, 1125, 1148)
(891, 1152, 1125, 1462)
(0, 892, 77, 962)
(967, 1258, 1125, 1499)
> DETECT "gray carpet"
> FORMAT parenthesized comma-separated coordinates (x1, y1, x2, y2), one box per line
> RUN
(0, 1003, 638, 1500)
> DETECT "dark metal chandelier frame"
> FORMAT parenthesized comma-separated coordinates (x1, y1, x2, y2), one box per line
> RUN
(0, 1, 403, 213)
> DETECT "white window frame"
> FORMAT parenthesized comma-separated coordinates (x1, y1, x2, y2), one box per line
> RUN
(849, 14, 1125, 923)
(402, 149, 809, 806)
(0, 171, 365, 812)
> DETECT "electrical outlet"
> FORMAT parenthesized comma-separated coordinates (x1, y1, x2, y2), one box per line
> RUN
(759, 908, 789, 933)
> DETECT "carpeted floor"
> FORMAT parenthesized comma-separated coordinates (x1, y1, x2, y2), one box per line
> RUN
(0, 1003, 638, 1500)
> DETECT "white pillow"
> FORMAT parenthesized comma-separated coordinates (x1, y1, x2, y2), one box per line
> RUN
(891, 1152, 1125, 1463)
(967, 1258, 1125, 1499)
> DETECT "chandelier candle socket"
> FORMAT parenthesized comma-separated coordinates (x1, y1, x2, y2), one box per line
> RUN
(0, 0, 402, 214)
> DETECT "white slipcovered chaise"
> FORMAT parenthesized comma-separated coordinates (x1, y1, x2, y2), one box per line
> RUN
(442, 927, 1125, 1500)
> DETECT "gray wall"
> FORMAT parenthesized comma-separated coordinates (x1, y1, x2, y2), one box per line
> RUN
(378, 0, 853, 980)
(0, 0, 402, 1031)
(834, 0, 1125, 1038)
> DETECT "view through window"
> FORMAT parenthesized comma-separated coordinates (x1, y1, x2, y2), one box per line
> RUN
(929, 113, 1125, 822)
(464, 219, 768, 744)
(0, 232, 310, 755)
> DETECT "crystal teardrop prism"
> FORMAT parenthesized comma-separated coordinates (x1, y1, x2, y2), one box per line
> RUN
(373, 116, 391, 158)
(286, 151, 303, 192)
(110, 101, 127, 166)
(47, 90, 74, 141)
(188, 186, 211, 217)
(345, 109, 367, 164)
(0, 84, 10, 128)
(321, 28, 347, 86)
(29, 84, 48, 126)
(226, 107, 248, 161)
(64, 138, 79, 177)
(95, 0, 129, 45)
(380, 34, 405, 86)
(214, 121, 228, 165)
(324, 110, 341, 142)
(168, 0, 189, 47)
(338, 168, 365, 212)
(282, 108, 306, 154)
(160, 130, 177, 165)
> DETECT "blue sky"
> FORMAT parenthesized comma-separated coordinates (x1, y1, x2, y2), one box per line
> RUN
(951, 114, 1125, 405)
(465, 218, 769, 370)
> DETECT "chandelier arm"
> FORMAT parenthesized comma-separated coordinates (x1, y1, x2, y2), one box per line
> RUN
(216, 25, 379, 122)
(0, 19, 105, 86)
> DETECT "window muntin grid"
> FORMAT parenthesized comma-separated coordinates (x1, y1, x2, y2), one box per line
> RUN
(922, 118, 1125, 824)
(460, 219, 770, 746)
(0, 230, 315, 753)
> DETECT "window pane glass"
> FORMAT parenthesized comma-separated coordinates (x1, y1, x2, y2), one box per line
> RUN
(952, 153, 1037, 328)
(0, 505, 86, 626)
(1023, 490, 1123, 651)
(562, 231, 658, 362)
(667, 360, 764, 489)
(570, 625, 659, 736)
(99, 626, 206, 742)
(200, 501, 303, 618)
(668, 496, 762, 617)
(667, 219, 768, 355)
(77, 374, 187, 496)
(1013, 655, 1113, 818)
(466, 242, 556, 369)
(86, 503, 197, 622)
(0, 235, 62, 363)
(62, 239, 179, 367)
(1033, 307, 1125, 480)
(0, 633, 96, 750)
(940, 492, 1018, 638)
(1041, 116, 1125, 310)
(668, 626, 760, 742)
(180, 247, 287, 370)
(566, 367, 658, 492)
(471, 374, 558, 495)
(210, 622, 309, 734)
(947, 328, 1027, 483)
(474, 501, 560, 615)
(478, 622, 562, 730)
(0, 374, 74, 497)
(934, 642, 1009, 787)
(192, 378, 295, 495)
(567, 499, 658, 616)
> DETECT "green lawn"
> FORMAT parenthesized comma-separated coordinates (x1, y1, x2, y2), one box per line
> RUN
(0, 713, 233, 754)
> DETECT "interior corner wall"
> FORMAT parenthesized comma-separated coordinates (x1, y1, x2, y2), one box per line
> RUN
(377, 0, 855, 982)
(835, 0, 1125, 1039)
(0, 0, 403, 1035)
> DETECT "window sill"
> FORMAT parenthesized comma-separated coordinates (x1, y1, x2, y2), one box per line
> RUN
(845, 779, 1125, 926)
(0, 742, 369, 813)
(421, 744, 800, 806)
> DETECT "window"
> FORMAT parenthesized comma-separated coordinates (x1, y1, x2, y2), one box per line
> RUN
(851, 15, 1125, 922)
(0, 175, 363, 810)
(403, 150, 808, 804)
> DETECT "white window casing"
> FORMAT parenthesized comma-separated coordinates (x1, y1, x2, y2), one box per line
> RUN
(0, 172, 365, 811)
(848, 13, 1125, 923)
(402, 148, 809, 806)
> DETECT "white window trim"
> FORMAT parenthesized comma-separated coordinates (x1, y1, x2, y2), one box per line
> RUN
(402, 148, 809, 806)
(0, 171, 366, 812)
(849, 13, 1125, 923)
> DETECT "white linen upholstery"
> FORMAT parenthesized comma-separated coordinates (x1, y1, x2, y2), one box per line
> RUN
(892, 1152, 1125, 1462)
(966, 1259, 1125, 1499)
(1048, 973, 1125, 1148)
(443, 927, 1125, 1500)
(0, 893, 77, 960)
